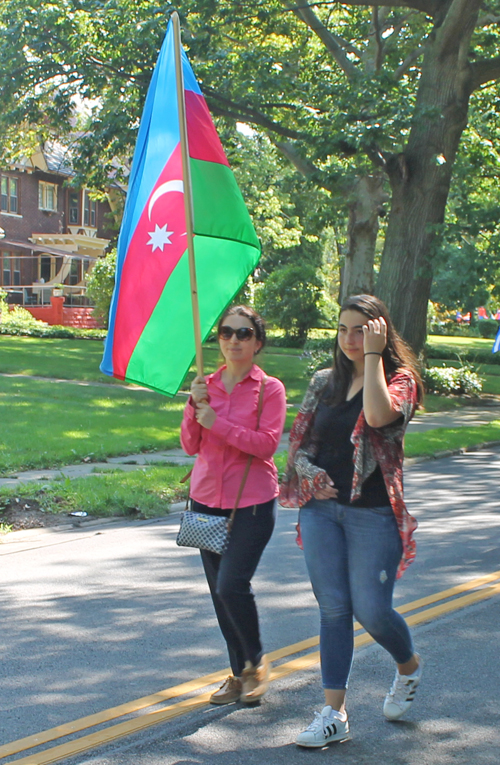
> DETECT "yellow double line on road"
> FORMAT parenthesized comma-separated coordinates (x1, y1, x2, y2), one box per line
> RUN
(3, 569, 500, 765)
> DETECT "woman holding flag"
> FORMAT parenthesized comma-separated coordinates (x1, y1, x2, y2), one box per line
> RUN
(280, 294, 424, 747)
(181, 305, 286, 705)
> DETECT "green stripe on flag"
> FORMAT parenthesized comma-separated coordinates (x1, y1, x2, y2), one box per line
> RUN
(190, 159, 260, 248)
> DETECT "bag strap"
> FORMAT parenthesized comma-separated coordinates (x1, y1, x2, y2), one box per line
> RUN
(180, 468, 193, 484)
(227, 375, 267, 528)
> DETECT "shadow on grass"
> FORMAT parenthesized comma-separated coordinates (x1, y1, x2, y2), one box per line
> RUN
(0, 376, 186, 474)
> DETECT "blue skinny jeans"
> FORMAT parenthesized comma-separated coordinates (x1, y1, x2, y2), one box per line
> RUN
(299, 498, 414, 690)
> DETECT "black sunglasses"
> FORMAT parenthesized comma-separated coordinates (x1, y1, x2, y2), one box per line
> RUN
(218, 325, 255, 341)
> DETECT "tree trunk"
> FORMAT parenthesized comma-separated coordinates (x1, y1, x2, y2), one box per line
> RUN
(341, 174, 388, 302)
(376, 2, 481, 352)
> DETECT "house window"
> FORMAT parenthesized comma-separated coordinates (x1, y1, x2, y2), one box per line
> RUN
(68, 259, 80, 285)
(1, 254, 21, 286)
(69, 191, 80, 224)
(2, 252, 11, 286)
(39, 181, 58, 211)
(13, 257, 21, 286)
(40, 256, 52, 282)
(83, 192, 97, 227)
(1, 176, 19, 214)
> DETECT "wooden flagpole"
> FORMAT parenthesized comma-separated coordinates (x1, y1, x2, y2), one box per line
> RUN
(172, 11, 204, 378)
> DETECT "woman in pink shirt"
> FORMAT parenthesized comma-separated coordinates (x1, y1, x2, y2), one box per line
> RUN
(181, 305, 286, 706)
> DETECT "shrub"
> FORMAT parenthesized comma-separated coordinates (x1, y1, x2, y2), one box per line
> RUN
(266, 334, 307, 348)
(425, 344, 500, 365)
(0, 289, 48, 333)
(304, 350, 332, 377)
(0, 289, 106, 340)
(255, 263, 329, 340)
(304, 337, 336, 353)
(477, 319, 499, 339)
(428, 321, 480, 337)
(85, 248, 117, 328)
(0, 321, 106, 340)
(422, 365, 483, 396)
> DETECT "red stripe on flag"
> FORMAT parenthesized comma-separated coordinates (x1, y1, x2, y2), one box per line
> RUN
(112, 144, 188, 376)
(186, 91, 230, 166)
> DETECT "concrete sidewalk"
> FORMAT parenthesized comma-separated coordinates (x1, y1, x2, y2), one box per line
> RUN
(1, 404, 499, 489)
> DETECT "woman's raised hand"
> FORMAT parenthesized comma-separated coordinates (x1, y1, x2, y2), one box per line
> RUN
(363, 316, 387, 355)
(190, 375, 208, 404)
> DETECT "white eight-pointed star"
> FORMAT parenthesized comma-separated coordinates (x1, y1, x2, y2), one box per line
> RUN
(147, 223, 174, 252)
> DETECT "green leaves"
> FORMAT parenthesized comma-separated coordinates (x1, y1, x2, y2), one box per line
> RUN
(431, 82, 500, 311)
(255, 262, 329, 340)
(3, 1, 500, 344)
(85, 247, 117, 327)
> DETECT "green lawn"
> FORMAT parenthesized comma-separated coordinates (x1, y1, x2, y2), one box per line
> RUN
(0, 376, 186, 475)
(3, 418, 499, 527)
(426, 334, 494, 352)
(2, 333, 495, 406)
(0, 335, 114, 384)
(0, 336, 309, 401)
(0, 337, 310, 475)
(481, 378, 500, 396)
(0, 464, 189, 521)
(405, 421, 500, 457)
(1, 334, 499, 477)
(0, 336, 230, 388)
(417, 393, 468, 413)
(260, 353, 309, 403)
(2, 327, 500, 523)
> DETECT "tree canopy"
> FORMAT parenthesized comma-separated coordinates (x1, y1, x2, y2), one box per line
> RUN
(2, 1, 500, 348)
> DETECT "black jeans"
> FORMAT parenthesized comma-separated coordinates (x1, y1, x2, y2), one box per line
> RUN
(193, 498, 277, 677)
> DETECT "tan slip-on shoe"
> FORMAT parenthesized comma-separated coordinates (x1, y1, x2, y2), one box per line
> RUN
(209, 675, 242, 705)
(240, 654, 270, 704)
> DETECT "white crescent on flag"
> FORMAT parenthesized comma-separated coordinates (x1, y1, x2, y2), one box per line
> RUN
(148, 179, 185, 219)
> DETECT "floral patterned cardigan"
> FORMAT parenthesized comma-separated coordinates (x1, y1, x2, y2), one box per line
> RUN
(279, 367, 418, 579)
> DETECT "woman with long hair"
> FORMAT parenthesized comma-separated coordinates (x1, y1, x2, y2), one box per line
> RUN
(280, 294, 424, 747)
(181, 305, 286, 706)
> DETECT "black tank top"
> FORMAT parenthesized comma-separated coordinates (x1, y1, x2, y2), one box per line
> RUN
(311, 389, 390, 507)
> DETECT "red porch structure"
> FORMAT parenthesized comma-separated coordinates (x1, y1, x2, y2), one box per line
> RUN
(24, 296, 103, 329)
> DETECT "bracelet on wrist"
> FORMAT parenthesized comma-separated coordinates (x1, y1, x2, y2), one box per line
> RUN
(364, 351, 383, 356)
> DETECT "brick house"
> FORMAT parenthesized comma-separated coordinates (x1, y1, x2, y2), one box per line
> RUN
(0, 142, 116, 327)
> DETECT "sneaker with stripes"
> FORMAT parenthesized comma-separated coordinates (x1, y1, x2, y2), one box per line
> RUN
(383, 659, 422, 721)
(295, 706, 350, 748)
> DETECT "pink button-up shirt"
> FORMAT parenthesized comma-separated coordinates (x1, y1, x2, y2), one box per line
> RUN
(180, 364, 286, 509)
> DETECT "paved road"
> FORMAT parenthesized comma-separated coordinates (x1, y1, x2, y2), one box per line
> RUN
(1, 447, 500, 764)
(69, 602, 500, 765)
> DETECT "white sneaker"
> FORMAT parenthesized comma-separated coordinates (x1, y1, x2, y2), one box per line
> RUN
(383, 659, 423, 720)
(296, 706, 350, 748)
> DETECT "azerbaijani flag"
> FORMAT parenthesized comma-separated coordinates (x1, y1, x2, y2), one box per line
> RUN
(100, 18, 261, 396)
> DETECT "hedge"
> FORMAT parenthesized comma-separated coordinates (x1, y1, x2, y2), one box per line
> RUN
(0, 323, 107, 340)
(477, 319, 499, 339)
(424, 343, 500, 365)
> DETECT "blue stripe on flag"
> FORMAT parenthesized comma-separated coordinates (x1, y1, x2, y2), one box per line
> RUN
(492, 326, 500, 354)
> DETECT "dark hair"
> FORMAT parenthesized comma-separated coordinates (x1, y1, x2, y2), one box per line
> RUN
(325, 294, 424, 406)
(217, 305, 266, 355)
